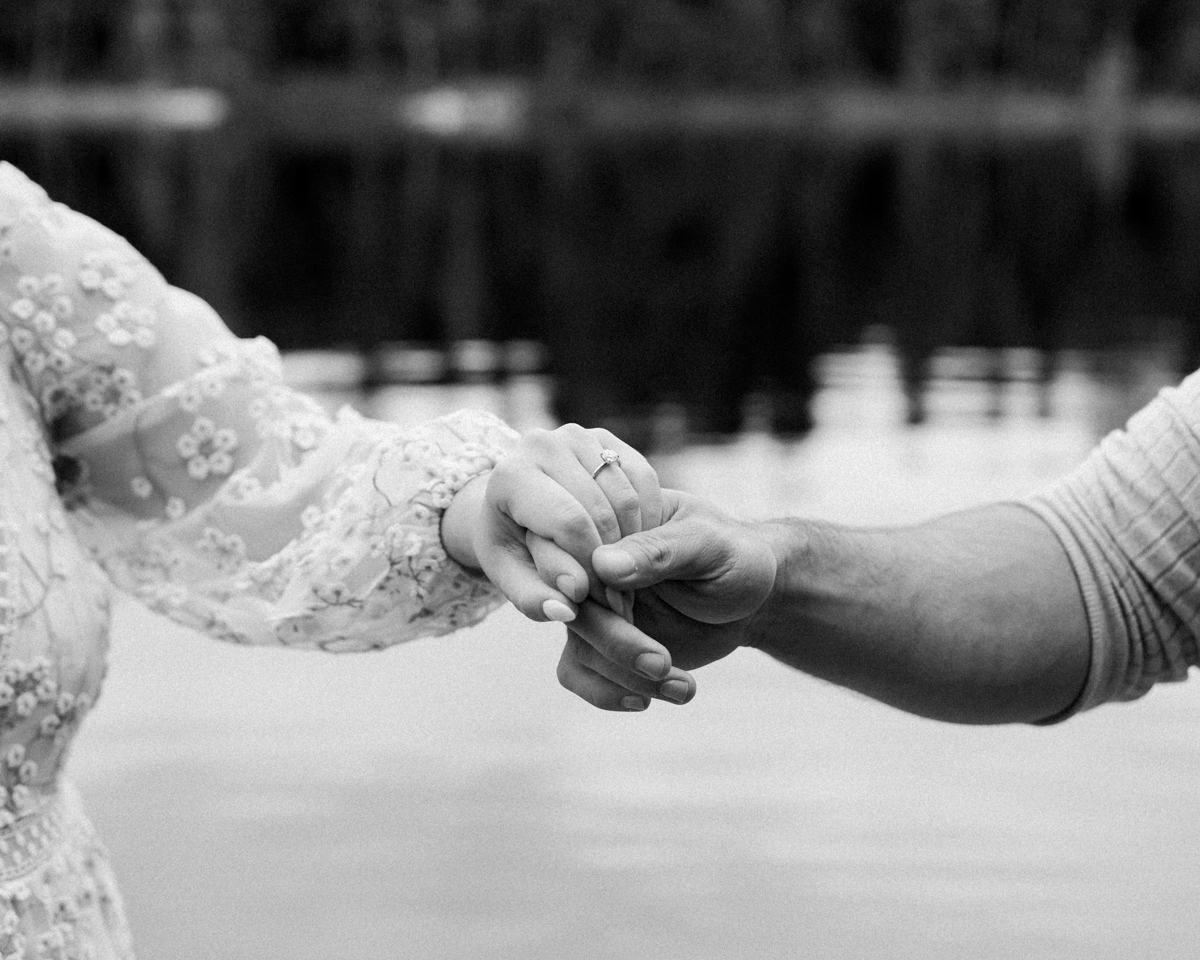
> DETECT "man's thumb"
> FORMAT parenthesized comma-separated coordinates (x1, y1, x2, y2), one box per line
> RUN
(592, 531, 681, 589)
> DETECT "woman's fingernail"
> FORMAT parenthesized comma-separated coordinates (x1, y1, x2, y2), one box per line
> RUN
(556, 575, 578, 599)
(605, 587, 625, 619)
(621, 696, 648, 712)
(542, 599, 576, 623)
(634, 652, 668, 680)
(660, 680, 690, 703)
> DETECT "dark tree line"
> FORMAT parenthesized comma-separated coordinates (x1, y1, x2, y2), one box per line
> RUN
(5, 0, 1200, 439)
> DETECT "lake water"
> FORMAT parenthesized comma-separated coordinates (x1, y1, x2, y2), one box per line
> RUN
(67, 345, 1200, 959)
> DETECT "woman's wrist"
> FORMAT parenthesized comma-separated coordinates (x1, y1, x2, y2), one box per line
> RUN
(440, 472, 490, 571)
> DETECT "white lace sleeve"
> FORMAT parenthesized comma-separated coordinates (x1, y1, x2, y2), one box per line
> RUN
(0, 161, 516, 651)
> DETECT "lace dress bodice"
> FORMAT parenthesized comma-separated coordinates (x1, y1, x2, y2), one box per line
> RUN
(0, 162, 515, 959)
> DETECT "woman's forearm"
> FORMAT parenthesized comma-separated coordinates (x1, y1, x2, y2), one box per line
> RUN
(748, 504, 1090, 724)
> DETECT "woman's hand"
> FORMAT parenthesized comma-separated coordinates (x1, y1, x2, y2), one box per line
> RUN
(441, 425, 702, 712)
(441, 423, 660, 623)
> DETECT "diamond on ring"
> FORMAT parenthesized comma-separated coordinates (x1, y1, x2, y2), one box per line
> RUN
(592, 448, 621, 479)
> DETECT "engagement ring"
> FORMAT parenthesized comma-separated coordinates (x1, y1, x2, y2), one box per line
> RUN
(591, 449, 621, 479)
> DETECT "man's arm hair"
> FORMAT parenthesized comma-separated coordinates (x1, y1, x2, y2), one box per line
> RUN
(748, 503, 1090, 725)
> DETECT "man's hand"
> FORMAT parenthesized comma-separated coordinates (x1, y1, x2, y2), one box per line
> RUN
(556, 490, 778, 706)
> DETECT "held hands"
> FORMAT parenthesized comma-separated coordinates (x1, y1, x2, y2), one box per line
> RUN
(554, 490, 779, 708)
(470, 423, 658, 617)
(441, 424, 697, 707)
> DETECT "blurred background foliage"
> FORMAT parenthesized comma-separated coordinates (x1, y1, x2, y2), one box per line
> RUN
(4, 0, 1200, 442)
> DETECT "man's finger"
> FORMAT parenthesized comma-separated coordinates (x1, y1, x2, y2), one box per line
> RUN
(564, 630, 696, 704)
(558, 631, 696, 708)
(557, 636, 651, 712)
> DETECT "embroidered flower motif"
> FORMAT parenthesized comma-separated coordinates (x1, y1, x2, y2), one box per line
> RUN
(130, 476, 153, 499)
(196, 527, 247, 572)
(226, 472, 262, 501)
(80, 368, 141, 420)
(93, 302, 156, 349)
(76, 250, 138, 301)
(300, 504, 323, 530)
(177, 417, 238, 481)
(6, 275, 76, 377)
(178, 383, 204, 413)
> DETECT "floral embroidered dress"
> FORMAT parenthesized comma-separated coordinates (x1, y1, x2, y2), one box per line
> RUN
(0, 162, 514, 959)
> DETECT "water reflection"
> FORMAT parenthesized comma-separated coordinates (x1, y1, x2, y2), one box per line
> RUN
(293, 335, 1185, 448)
(7, 135, 1199, 448)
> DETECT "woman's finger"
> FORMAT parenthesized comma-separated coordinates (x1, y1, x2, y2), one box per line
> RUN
(489, 466, 605, 567)
(588, 429, 663, 532)
(585, 431, 661, 620)
(528, 531, 634, 623)
(476, 523, 580, 624)
(526, 530, 590, 604)
(584, 443, 643, 540)
(515, 428, 625, 545)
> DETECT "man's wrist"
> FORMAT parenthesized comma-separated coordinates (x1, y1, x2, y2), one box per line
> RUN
(741, 517, 812, 652)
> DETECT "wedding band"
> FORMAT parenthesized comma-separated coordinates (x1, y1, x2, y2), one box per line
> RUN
(591, 449, 621, 479)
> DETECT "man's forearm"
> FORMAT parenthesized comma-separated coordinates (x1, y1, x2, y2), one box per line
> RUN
(747, 504, 1090, 725)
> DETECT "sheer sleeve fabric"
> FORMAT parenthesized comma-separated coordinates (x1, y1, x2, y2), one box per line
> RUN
(0, 161, 515, 651)
(1023, 370, 1200, 717)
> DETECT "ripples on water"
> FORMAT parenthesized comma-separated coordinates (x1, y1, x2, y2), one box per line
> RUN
(70, 347, 1200, 960)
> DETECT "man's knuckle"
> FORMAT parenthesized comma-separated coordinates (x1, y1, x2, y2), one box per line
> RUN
(641, 537, 672, 567)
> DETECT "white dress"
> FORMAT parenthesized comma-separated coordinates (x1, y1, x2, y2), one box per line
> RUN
(0, 162, 515, 959)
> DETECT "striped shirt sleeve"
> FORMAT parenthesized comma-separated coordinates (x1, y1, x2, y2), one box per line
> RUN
(1024, 370, 1200, 717)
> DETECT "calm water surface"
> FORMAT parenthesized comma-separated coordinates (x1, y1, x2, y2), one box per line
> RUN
(68, 346, 1200, 959)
